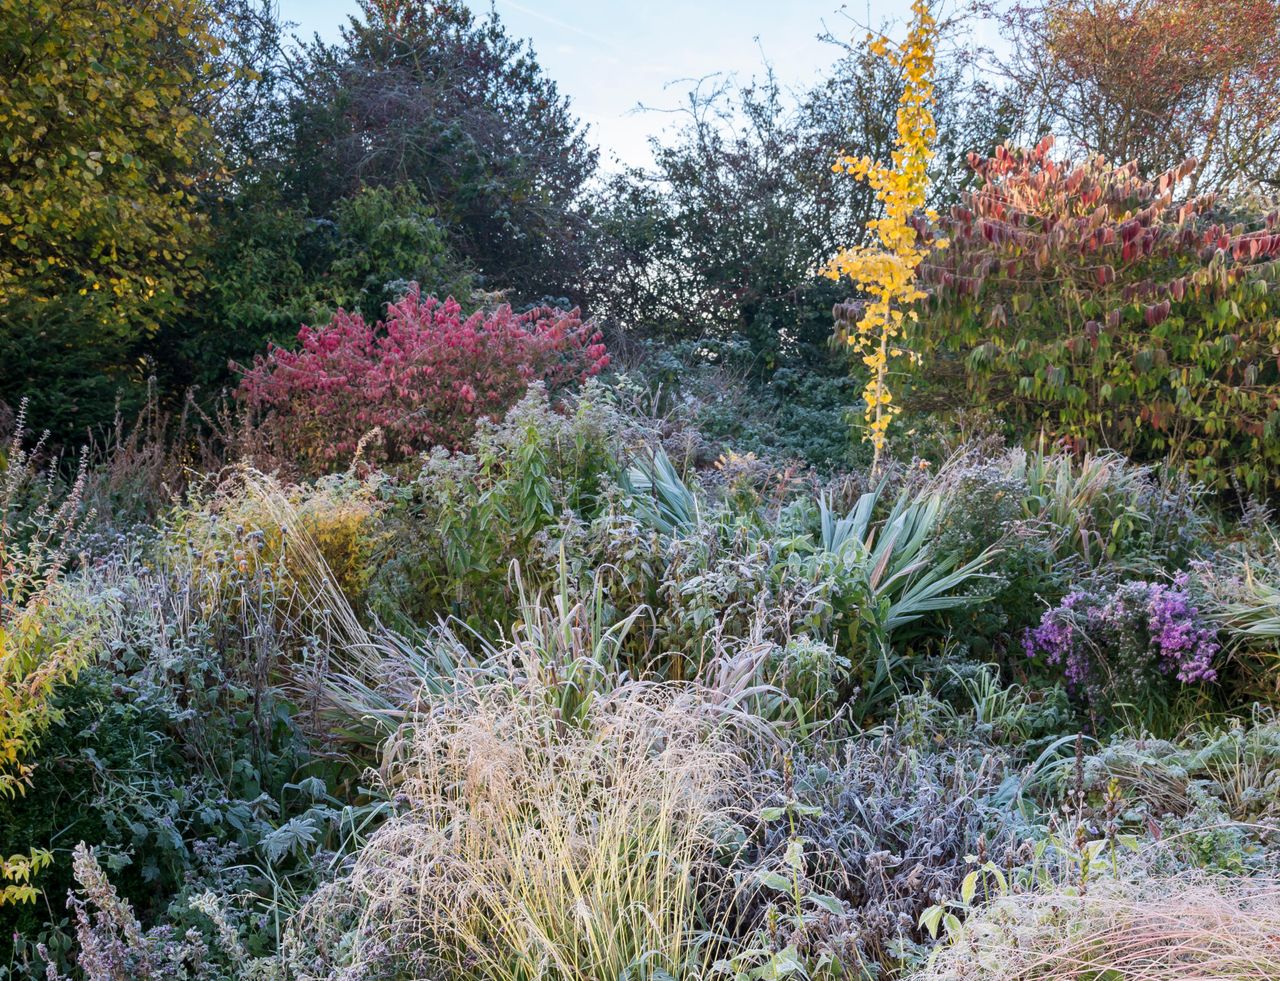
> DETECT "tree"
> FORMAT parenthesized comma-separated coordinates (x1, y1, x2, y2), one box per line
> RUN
(586, 23, 1009, 372)
(992, 0, 1280, 194)
(825, 0, 942, 469)
(146, 3, 484, 396)
(282, 0, 596, 303)
(155, 181, 476, 392)
(586, 73, 855, 369)
(0, 0, 232, 436)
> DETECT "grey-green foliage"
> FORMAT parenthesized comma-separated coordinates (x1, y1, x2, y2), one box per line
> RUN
(624, 447, 997, 648)
(1196, 534, 1280, 651)
(622, 446, 701, 536)
(369, 382, 625, 630)
(745, 725, 1035, 974)
(1010, 445, 1210, 574)
(817, 480, 999, 639)
(1050, 712, 1280, 875)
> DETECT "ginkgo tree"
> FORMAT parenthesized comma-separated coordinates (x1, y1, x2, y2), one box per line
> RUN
(825, 0, 942, 472)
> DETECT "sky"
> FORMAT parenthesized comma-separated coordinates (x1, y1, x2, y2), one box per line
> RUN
(275, 0, 924, 169)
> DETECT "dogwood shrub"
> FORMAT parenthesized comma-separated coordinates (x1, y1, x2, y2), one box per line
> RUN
(917, 139, 1280, 492)
(236, 289, 609, 469)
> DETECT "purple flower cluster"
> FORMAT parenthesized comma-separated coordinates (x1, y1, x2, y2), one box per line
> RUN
(1023, 573, 1218, 701)
(1147, 572, 1219, 683)
(1023, 589, 1090, 687)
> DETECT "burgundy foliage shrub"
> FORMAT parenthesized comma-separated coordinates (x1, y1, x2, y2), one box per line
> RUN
(913, 138, 1280, 491)
(235, 289, 609, 469)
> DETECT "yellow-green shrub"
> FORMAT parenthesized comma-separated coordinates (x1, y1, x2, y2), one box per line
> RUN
(0, 599, 94, 798)
(169, 467, 387, 637)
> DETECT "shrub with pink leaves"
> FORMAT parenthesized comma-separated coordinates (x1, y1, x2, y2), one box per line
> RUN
(235, 289, 609, 470)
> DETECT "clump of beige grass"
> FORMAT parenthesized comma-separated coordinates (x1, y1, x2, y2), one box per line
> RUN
(917, 873, 1280, 981)
(288, 674, 754, 981)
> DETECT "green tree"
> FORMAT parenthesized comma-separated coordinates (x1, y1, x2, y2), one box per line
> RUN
(587, 26, 1010, 371)
(0, 0, 230, 437)
(156, 182, 475, 391)
(586, 73, 855, 369)
(282, 0, 596, 303)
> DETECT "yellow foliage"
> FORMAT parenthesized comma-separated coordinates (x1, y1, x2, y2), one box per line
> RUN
(0, 848, 53, 907)
(0, 589, 96, 800)
(823, 0, 942, 470)
(0, 541, 96, 901)
(0, 0, 228, 336)
(174, 470, 388, 624)
(292, 489, 386, 607)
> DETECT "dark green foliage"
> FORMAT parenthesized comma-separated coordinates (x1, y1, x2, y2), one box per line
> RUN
(688, 363, 868, 472)
(615, 336, 867, 472)
(931, 461, 1061, 661)
(0, 296, 151, 443)
(322, 184, 472, 322)
(586, 33, 1012, 373)
(282, 0, 596, 303)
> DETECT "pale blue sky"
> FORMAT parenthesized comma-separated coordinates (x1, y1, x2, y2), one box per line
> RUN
(277, 0, 945, 168)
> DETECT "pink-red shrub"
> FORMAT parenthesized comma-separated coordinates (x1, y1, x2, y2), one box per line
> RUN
(235, 289, 609, 469)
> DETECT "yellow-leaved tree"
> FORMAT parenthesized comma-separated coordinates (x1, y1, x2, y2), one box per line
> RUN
(0, 0, 227, 310)
(0, 0, 230, 433)
(823, 0, 942, 472)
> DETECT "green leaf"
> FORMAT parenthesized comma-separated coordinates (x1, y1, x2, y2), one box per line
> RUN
(919, 904, 945, 939)
(783, 839, 805, 870)
(960, 869, 978, 906)
(807, 892, 845, 915)
(755, 870, 792, 893)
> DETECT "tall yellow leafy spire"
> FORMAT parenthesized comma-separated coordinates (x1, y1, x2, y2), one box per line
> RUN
(824, 0, 942, 472)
